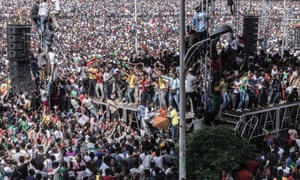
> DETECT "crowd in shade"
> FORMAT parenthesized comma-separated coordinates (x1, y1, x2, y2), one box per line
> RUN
(0, 0, 298, 179)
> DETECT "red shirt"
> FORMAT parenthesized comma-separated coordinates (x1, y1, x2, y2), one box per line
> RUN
(102, 176, 117, 180)
(247, 160, 259, 172)
(96, 71, 103, 84)
(140, 78, 151, 92)
(236, 169, 252, 180)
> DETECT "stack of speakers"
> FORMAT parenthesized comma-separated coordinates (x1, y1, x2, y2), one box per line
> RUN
(7, 24, 34, 94)
(243, 16, 259, 55)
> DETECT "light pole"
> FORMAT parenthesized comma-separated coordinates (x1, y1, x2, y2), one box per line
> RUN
(179, 0, 186, 179)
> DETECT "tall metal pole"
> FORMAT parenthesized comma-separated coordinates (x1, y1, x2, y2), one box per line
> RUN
(282, 0, 286, 57)
(262, 0, 267, 51)
(134, 0, 138, 56)
(179, 0, 186, 179)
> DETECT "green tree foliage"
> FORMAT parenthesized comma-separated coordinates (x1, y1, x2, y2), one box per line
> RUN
(186, 125, 258, 179)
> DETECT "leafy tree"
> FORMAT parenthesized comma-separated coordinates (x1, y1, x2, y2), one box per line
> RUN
(185, 125, 258, 179)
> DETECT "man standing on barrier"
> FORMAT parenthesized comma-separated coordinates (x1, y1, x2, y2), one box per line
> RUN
(190, 4, 210, 54)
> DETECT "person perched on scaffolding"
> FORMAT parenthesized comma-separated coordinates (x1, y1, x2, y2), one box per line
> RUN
(37, 47, 51, 83)
(47, 47, 57, 82)
(30, 0, 40, 30)
(38, 0, 49, 34)
(189, 4, 210, 54)
(227, 0, 235, 16)
(40, 83, 49, 111)
(49, 0, 61, 21)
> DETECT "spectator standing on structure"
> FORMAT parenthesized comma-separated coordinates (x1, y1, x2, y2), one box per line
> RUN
(53, 0, 60, 14)
(47, 47, 57, 82)
(125, 68, 137, 105)
(185, 69, 196, 112)
(139, 72, 152, 106)
(95, 67, 104, 100)
(161, 72, 180, 109)
(31, 0, 40, 30)
(236, 73, 250, 112)
(103, 67, 112, 100)
(190, 5, 210, 53)
(227, 0, 235, 15)
(87, 64, 97, 98)
(271, 74, 282, 106)
(38, 0, 49, 34)
(220, 77, 230, 110)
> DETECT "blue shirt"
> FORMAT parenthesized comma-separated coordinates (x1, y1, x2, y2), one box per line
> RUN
(192, 12, 210, 33)
(160, 75, 180, 91)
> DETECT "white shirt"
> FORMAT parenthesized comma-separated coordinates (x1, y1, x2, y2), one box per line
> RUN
(43, 158, 53, 171)
(233, 80, 240, 94)
(141, 154, 152, 169)
(48, 52, 56, 65)
(82, 97, 94, 110)
(99, 162, 110, 176)
(54, 0, 61, 11)
(38, 2, 49, 16)
(153, 156, 164, 170)
(185, 73, 196, 93)
(40, 88, 48, 102)
(12, 151, 25, 163)
(103, 72, 110, 82)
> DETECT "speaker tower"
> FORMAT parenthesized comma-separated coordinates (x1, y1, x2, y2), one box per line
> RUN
(243, 16, 259, 55)
(7, 24, 34, 94)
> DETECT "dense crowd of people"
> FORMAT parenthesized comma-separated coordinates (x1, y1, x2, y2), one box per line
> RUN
(0, 0, 298, 179)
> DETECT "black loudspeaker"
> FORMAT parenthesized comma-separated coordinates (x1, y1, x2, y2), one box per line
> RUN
(8, 42, 25, 50)
(8, 25, 34, 94)
(9, 61, 31, 77)
(7, 25, 31, 62)
(9, 61, 34, 94)
(7, 26, 29, 35)
(243, 16, 259, 55)
(10, 76, 34, 94)
(8, 50, 29, 58)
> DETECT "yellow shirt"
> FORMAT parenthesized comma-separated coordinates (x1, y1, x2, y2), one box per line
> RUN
(273, 177, 288, 180)
(158, 77, 167, 90)
(170, 109, 179, 126)
(0, 83, 8, 94)
(88, 68, 97, 80)
(127, 74, 136, 88)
